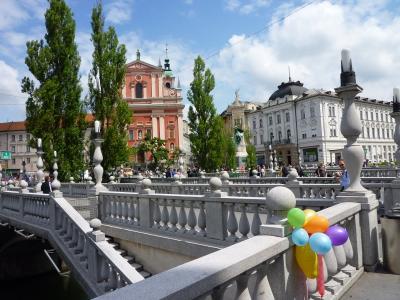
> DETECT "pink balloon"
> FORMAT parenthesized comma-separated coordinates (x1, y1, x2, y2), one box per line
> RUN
(326, 225, 348, 246)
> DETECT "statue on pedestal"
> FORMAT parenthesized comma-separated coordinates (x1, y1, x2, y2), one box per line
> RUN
(234, 127, 247, 170)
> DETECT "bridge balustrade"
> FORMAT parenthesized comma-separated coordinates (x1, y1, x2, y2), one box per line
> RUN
(94, 201, 365, 300)
(98, 191, 334, 245)
(0, 191, 143, 297)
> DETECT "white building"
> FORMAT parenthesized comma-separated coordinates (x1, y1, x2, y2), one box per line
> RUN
(248, 79, 396, 166)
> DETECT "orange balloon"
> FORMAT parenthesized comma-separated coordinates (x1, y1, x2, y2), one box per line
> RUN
(303, 209, 316, 225)
(303, 215, 329, 234)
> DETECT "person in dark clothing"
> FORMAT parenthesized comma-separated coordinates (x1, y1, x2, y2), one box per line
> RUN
(281, 165, 289, 177)
(41, 175, 52, 194)
(315, 163, 326, 177)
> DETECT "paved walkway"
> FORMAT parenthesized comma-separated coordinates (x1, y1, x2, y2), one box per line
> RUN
(342, 272, 400, 300)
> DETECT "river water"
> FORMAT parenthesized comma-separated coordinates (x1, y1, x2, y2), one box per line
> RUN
(0, 271, 89, 300)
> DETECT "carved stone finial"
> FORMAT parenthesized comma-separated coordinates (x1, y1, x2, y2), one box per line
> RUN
(69, 177, 75, 183)
(252, 169, 258, 178)
(220, 171, 230, 184)
(209, 177, 222, 192)
(89, 218, 102, 231)
(265, 186, 296, 224)
(142, 178, 152, 190)
(287, 167, 299, 182)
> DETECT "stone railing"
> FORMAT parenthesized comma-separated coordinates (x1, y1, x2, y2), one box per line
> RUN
(0, 191, 143, 297)
(94, 201, 367, 300)
(60, 182, 95, 198)
(98, 185, 335, 245)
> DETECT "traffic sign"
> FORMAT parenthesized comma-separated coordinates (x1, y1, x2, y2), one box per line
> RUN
(1, 151, 12, 160)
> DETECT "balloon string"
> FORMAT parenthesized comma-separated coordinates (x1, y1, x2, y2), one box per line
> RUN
(305, 277, 309, 299)
(317, 254, 325, 298)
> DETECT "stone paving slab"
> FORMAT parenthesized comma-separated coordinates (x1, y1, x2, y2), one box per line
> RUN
(341, 272, 400, 300)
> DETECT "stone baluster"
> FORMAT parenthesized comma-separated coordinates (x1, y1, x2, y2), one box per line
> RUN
(153, 199, 161, 228)
(235, 272, 252, 299)
(169, 200, 178, 232)
(197, 201, 206, 236)
(253, 263, 274, 299)
(178, 200, 187, 233)
(51, 151, 62, 197)
(35, 139, 44, 193)
(251, 204, 261, 236)
(226, 203, 238, 242)
(87, 218, 105, 285)
(187, 201, 197, 234)
(211, 286, 227, 300)
(238, 204, 250, 240)
(335, 50, 379, 271)
(93, 121, 108, 195)
(161, 199, 169, 230)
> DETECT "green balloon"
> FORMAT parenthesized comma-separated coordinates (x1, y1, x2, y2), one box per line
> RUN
(287, 208, 306, 228)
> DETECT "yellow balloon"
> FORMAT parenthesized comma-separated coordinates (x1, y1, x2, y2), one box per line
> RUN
(303, 209, 317, 226)
(295, 244, 318, 278)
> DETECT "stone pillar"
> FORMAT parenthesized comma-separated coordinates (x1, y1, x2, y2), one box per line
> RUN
(178, 115, 184, 149)
(35, 139, 44, 193)
(151, 74, 156, 97)
(205, 177, 228, 241)
(139, 179, 155, 228)
(51, 151, 62, 197)
(335, 49, 379, 271)
(159, 116, 165, 139)
(285, 167, 302, 198)
(93, 121, 108, 195)
(152, 116, 158, 138)
(122, 84, 126, 98)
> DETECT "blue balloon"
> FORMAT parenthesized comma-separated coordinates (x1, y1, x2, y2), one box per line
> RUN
(292, 228, 309, 246)
(309, 233, 332, 254)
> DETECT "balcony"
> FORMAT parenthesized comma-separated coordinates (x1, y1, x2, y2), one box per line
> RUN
(269, 138, 293, 146)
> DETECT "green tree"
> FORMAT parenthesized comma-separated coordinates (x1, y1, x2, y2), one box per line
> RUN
(87, 1, 131, 171)
(187, 56, 224, 171)
(137, 134, 169, 169)
(244, 130, 257, 169)
(22, 0, 86, 180)
(221, 131, 237, 170)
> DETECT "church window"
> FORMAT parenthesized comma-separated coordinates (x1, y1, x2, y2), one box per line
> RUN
(170, 143, 175, 151)
(138, 130, 143, 139)
(165, 82, 171, 88)
(310, 106, 315, 118)
(135, 82, 143, 98)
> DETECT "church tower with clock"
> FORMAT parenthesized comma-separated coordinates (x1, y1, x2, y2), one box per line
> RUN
(123, 49, 184, 162)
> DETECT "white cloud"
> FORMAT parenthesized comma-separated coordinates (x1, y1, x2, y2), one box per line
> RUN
(211, 0, 400, 111)
(105, 0, 134, 24)
(0, 0, 47, 30)
(0, 61, 26, 122)
(225, 0, 271, 15)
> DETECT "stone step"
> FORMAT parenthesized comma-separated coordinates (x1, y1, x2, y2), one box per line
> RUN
(109, 242, 119, 249)
(139, 271, 151, 278)
(123, 256, 135, 264)
(115, 249, 127, 256)
(131, 262, 143, 271)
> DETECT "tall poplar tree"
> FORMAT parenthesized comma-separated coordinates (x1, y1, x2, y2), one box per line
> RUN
(87, 1, 131, 172)
(187, 56, 224, 171)
(22, 0, 86, 180)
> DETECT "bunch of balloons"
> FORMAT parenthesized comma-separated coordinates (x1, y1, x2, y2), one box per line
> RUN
(287, 208, 349, 297)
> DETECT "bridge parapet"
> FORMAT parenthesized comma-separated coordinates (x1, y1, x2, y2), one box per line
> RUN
(95, 201, 365, 300)
(0, 191, 143, 297)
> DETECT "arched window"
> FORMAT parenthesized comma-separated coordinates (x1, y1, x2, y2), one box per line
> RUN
(278, 131, 282, 142)
(287, 129, 291, 140)
(135, 82, 143, 98)
(165, 82, 171, 88)
(270, 132, 274, 142)
(138, 130, 143, 139)
(170, 143, 175, 151)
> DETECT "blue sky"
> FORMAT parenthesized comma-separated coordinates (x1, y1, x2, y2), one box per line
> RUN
(1, 0, 400, 121)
